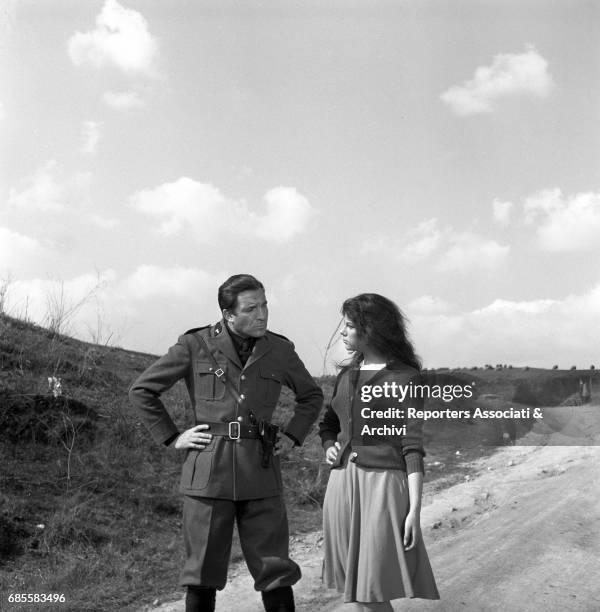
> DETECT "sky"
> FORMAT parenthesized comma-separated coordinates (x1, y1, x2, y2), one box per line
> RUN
(1, 0, 600, 375)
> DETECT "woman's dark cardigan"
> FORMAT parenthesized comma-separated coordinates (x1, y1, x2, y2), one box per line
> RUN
(318, 363, 425, 474)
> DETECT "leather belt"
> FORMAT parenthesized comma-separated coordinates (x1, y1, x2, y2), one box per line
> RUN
(202, 421, 260, 440)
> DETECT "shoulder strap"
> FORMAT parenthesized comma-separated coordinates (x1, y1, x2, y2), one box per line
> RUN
(267, 329, 293, 344)
(184, 325, 210, 335)
(192, 332, 243, 405)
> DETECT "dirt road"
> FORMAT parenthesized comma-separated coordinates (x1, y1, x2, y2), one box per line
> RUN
(146, 410, 600, 612)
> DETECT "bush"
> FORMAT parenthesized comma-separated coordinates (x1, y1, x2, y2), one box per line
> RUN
(42, 495, 111, 551)
(0, 513, 32, 561)
(0, 392, 97, 445)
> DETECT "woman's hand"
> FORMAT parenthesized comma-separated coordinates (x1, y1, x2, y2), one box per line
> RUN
(173, 424, 213, 450)
(325, 441, 341, 464)
(403, 510, 422, 551)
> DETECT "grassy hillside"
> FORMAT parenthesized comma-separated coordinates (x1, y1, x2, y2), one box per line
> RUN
(0, 314, 596, 611)
(1, 315, 186, 611)
(0, 315, 334, 611)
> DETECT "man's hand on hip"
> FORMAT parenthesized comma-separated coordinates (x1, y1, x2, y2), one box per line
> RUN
(174, 424, 213, 450)
(274, 431, 295, 456)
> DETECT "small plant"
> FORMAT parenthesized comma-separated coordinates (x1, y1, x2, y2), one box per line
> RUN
(0, 273, 13, 314)
(44, 276, 105, 337)
(48, 376, 63, 397)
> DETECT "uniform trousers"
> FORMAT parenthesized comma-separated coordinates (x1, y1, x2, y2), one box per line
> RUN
(180, 495, 301, 592)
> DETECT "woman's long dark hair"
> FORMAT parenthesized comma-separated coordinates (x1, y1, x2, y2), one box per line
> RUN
(342, 293, 422, 371)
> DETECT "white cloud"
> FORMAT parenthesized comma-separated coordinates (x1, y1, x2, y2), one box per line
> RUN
(130, 178, 316, 243)
(7, 161, 91, 213)
(254, 187, 316, 242)
(361, 219, 509, 272)
(81, 121, 101, 155)
(5, 162, 123, 232)
(122, 265, 215, 300)
(361, 219, 442, 263)
(68, 0, 159, 75)
(441, 45, 554, 116)
(0, 226, 48, 277)
(437, 231, 509, 272)
(5, 271, 117, 333)
(476, 298, 556, 316)
(523, 188, 563, 221)
(102, 90, 145, 110)
(492, 198, 514, 226)
(407, 295, 451, 315)
(411, 285, 600, 368)
(523, 188, 600, 252)
(1, 267, 220, 349)
(130, 178, 224, 235)
(400, 219, 443, 264)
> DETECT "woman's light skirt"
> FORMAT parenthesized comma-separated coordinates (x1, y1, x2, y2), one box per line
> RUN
(322, 461, 440, 603)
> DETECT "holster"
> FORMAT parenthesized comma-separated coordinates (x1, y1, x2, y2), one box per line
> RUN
(259, 421, 279, 468)
(250, 412, 279, 468)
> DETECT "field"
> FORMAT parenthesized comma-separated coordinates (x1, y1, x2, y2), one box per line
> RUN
(0, 314, 597, 611)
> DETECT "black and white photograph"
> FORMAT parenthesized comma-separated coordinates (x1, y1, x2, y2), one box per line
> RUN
(1, 1, 599, 611)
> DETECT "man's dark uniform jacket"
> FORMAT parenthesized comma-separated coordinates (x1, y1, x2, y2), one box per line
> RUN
(129, 321, 324, 500)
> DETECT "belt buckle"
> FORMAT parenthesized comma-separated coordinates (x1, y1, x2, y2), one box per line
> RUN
(228, 421, 240, 440)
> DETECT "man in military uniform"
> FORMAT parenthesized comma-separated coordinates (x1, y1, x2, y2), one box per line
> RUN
(129, 274, 323, 612)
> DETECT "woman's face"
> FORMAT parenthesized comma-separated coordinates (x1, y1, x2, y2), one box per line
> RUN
(340, 315, 366, 353)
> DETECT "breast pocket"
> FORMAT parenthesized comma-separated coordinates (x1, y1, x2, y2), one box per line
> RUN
(259, 364, 282, 406)
(195, 360, 227, 400)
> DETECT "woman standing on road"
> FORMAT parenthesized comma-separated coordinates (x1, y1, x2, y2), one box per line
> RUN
(319, 294, 439, 612)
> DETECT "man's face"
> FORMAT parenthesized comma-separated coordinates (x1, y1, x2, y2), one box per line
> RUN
(224, 289, 269, 338)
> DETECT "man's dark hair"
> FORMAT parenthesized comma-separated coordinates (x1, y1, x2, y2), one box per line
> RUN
(218, 274, 265, 312)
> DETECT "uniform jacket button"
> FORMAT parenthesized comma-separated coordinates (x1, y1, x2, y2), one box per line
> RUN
(240, 394, 245, 400)
(240, 374, 246, 380)
(351, 452, 358, 461)
(237, 416, 243, 422)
